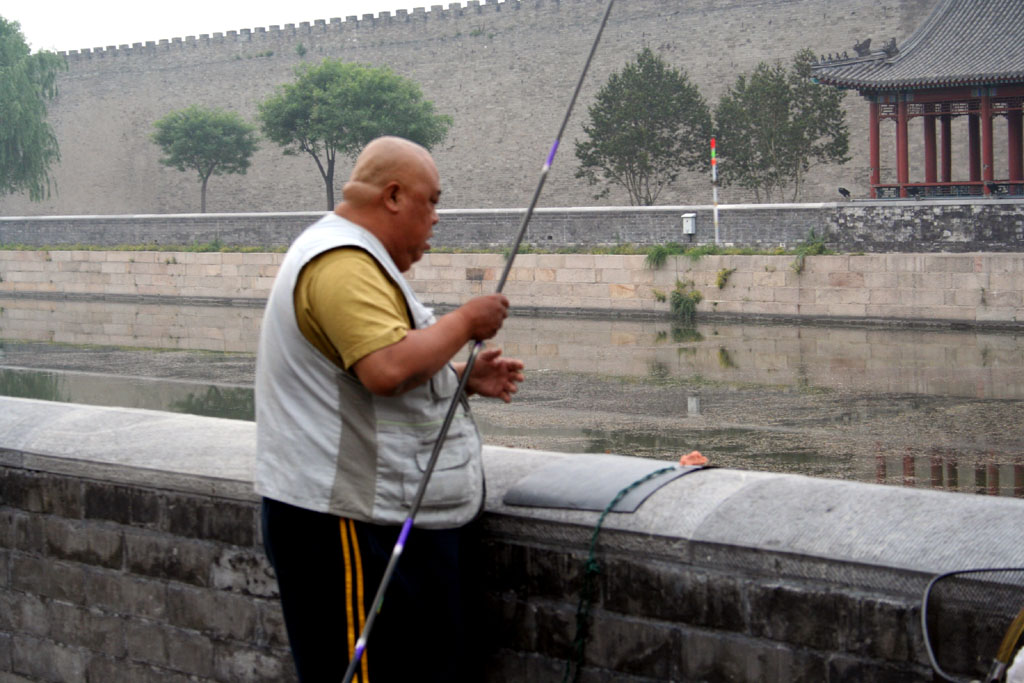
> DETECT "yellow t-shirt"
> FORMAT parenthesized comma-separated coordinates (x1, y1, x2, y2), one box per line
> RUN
(294, 247, 410, 370)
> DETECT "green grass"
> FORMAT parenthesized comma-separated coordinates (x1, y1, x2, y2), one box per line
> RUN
(790, 229, 832, 274)
(716, 267, 736, 289)
(669, 279, 702, 324)
(0, 237, 831, 263)
(643, 242, 785, 269)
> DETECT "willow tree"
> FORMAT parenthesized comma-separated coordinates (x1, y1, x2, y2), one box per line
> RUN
(574, 47, 712, 206)
(0, 16, 66, 201)
(259, 59, 452, 210)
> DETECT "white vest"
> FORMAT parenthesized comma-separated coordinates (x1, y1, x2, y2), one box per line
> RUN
(254, 213, 484, 528)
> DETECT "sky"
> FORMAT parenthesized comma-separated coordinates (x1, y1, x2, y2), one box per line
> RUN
(9, 1, 466, 53)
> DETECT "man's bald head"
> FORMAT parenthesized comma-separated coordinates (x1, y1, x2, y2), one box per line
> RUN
(342, 136, 436, 207)
(335, 136, 442, 271)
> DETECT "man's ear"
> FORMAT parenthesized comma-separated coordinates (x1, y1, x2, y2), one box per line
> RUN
(382, 181, 402, 213)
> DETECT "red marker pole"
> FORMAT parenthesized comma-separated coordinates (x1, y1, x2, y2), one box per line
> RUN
(711, 137, 720, 245)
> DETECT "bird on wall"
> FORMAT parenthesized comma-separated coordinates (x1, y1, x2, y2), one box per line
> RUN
(838, 187, 851, 199)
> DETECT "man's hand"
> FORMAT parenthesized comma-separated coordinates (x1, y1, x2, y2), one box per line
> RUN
(463, 348, 524, 403)
(455, 294, 510, 341)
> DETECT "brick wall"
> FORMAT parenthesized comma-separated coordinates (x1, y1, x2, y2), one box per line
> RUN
(3, 201, 1023, 252)
(0, 213, 319, 250)
(0, 459, 292, 682)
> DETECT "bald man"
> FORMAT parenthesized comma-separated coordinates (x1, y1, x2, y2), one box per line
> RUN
(255, 137, 523, 682)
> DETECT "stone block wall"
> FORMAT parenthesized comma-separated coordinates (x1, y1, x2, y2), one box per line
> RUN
(2, 248, 1022, 329)
(0, 250, 280, 303)
(0, 458, 293, 682)
(3, 400, 1024, 681)
(479, 520, 924, 681)
(835, 202, 1024, 252)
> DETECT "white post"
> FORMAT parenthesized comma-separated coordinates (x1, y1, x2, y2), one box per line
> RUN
(712, 173, 720, 246)
(711, 137, 720, 246)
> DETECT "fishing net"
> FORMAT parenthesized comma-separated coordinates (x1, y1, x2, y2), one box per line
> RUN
(922, 568, 1024, 682)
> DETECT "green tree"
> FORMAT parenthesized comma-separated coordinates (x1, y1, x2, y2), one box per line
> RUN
(0, 17, 66, 202)
(574, 47, 712, 206)
(714, 48, 849, 202)
(258, 59, 452, 210)
(151, 105, 259, 213)
(790, 49, 851, 198)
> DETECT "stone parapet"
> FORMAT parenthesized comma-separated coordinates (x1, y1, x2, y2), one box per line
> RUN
(3, 202, 1024, 252)
(2, 398, 1022, 681)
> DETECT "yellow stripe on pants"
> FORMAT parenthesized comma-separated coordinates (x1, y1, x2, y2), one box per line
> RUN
(339, 518, 370, 681)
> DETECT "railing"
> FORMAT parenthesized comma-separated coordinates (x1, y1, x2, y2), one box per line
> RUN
(874, 181, 1024, 199)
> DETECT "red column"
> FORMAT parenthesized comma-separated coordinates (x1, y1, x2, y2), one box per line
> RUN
(969, 114, 981, 181)
(981, 90, 994, 193)
(946, 457, 959, 491)
(1008, 109, 1023, 181)
(869, 100, 881, 198)
(930, 453, 943, 490)
(987, 462, 1000, 496)
(924, 114, 937, 184)
(941, 114, 952, 182)
(898, 96, 909, 197)
(903, 449, 916, 487)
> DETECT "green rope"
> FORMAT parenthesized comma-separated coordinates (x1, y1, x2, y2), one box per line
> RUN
(561, 466, 678, 683)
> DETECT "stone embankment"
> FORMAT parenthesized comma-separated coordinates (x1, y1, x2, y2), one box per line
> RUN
(2, 397, 1022, 681)
(1, 249, 1021, 328)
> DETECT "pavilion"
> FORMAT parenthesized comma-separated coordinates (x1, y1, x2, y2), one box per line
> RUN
(813, 0, 1024, 199)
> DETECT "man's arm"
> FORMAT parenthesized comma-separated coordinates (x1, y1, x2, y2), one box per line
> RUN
(352, 294, 510, 396)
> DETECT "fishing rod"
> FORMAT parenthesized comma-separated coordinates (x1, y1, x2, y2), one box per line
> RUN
(341, 2, 616, 680)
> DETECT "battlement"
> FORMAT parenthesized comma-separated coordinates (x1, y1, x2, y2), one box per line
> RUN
(58, 0, 526, 61)
(4, 0, 944, 217)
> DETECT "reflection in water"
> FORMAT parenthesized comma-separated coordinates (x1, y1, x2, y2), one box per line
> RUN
(0, 365, 253, 420)
(0, 368, 66, 403)
(874, 445, 1024, 497)
(655, 325, 704, 344)
(1, 297, 1022, 497)
(170, 386, 254, 421)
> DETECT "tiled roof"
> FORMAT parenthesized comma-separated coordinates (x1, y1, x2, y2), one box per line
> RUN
(812, 0, 1024, 91)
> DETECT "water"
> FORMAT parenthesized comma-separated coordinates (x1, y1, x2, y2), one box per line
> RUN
(1, 296, 1022, 497)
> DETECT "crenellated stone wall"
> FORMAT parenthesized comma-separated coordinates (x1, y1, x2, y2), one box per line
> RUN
(0, 0, 942, 216)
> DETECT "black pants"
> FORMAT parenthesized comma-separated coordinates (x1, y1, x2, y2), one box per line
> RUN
(261, 498, 480, 682)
